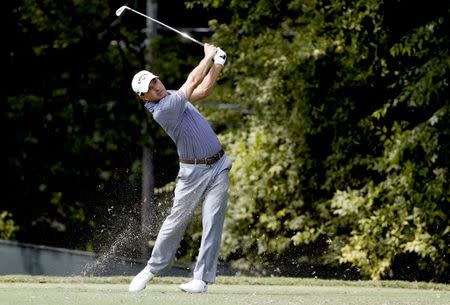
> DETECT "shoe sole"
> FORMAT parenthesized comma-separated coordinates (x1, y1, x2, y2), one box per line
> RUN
(179, 287, 208, 294)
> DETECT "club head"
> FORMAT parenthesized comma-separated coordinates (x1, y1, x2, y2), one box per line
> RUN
(115, 6, 128, 16)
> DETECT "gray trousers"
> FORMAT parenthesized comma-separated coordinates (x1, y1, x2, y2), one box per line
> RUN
(147, 155, 232, 283)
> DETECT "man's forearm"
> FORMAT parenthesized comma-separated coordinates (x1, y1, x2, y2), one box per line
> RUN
(202, 64, 223, 89)
(190, 64, 223, 102)
(180, 43, 217, 100)
(189, 55, 214, 86)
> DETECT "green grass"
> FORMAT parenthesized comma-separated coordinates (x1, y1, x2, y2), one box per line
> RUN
(0, 276, 449, 305)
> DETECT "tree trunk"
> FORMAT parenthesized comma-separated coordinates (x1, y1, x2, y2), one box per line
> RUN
(141, 147, 155, 234)
(140, 0, 158, 259)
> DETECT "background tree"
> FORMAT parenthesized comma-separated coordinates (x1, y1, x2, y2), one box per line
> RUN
(4, 0, 225, 260)
(189, 0, 449, 281)
(4, 0, 449, 282)
(5, 0, 145, 252)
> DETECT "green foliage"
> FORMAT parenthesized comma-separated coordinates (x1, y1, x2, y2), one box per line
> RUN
(5, 0, 156, 250)
(191, 0, 450, 280)
(0, 212, 19, 240)
(220, 121, 310, 261)
(329, 59, 450, 279)
(328, 6, 450, 279)
(5, 0, 219, 256)
(5, 0, 450, 282)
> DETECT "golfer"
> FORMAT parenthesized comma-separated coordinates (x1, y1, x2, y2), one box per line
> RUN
(128, 43, 231, 294)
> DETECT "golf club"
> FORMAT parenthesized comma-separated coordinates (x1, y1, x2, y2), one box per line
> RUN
(116, 5, 204, 47)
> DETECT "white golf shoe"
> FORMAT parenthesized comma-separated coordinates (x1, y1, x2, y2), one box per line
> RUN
(128, 266, 154, 292)
(179, 279, 208, 293)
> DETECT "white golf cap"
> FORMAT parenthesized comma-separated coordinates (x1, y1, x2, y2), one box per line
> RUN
(131, 70, 158, 95)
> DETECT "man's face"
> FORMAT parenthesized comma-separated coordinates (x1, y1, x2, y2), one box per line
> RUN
(139, 78, 168, 102)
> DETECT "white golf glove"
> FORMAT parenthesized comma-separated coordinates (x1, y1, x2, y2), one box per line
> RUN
(214, 48, 227, 65)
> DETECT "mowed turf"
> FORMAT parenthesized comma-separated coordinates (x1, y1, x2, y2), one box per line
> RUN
(0, 276, 449, 305)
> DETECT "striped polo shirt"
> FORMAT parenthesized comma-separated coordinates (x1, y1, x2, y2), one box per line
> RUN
(145, 90, 222, 160)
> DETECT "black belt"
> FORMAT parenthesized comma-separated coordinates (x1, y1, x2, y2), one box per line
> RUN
(180, 150, 224, 165)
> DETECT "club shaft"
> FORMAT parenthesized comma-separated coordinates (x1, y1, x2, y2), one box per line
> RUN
(124, 7, 204, 47)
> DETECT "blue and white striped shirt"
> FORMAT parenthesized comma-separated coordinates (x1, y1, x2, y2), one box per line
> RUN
(145, 90, 222, 160)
